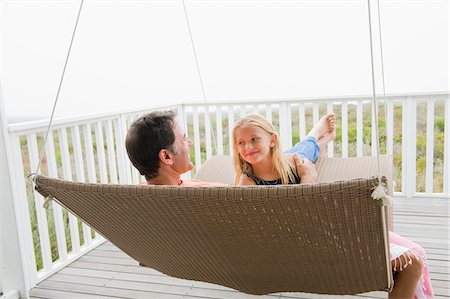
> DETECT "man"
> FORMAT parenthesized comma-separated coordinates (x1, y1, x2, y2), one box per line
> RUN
(125, 110, 224, 186)
(126, 110, 320, 186)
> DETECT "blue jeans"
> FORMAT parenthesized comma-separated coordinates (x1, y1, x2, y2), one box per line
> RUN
(285, 136, 320, 163)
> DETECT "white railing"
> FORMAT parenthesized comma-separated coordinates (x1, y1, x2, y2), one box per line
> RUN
(4, 92, 449, 296)
(180, 93, 449, 198)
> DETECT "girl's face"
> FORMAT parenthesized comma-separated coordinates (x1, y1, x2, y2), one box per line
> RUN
(235, 124, 275, 165)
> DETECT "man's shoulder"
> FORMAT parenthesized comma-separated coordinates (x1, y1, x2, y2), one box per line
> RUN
(180, 179, 227, 187)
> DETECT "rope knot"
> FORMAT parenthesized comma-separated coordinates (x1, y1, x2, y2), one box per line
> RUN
(371, 183, 392, 206)
(43, 196, 54, 209)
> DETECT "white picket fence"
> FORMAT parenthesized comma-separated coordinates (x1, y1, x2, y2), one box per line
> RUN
(4, 92, 450, 295)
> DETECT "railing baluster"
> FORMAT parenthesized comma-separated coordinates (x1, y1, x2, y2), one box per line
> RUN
(216, 106, 223, 155)
(205, 106, 212, 160)
(341, 102, 348, 158)
(256, 104, 263, 115)
(178, 104, 188, 137)
(113, 118, 129, 184)
(443, 97, 449, 195)
(71, 126, 85, 183)
(121, 115, 132, 184)
(240, 104, 246, 118)
(401, 100, 407, 196)
(426, 100, 435, 194)
(83, 124, 97, 185)
(27, 134, 52, 271)
(228, 105, 234, 155)
(94, 122, 108, 184)
(125, 116, 141, 185)
(58, 128, 80, 254)
(82, 124, 96, 245)
(312, 103, 319, 124)
(279, 102, 291, 150)
(386, 100, 394, 156)
(126, 116, 138, 184)
(298, 103, 306, 140)
(105, 120, 118, 184)
(178, 105, 192, 180)
(357, 101, 363, 157)
(371, 102, 377, 156)
(287, 103, 293, 149)
(327, 102, 334, 157)
(265, 104, 272, 123)
(179, 105, 190, 159)
(45, 131, 68, 261)
(404, 97, 417, 198)
(193, 106, 201, 171)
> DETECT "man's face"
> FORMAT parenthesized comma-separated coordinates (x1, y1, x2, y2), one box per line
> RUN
(170, 121, 194, 174)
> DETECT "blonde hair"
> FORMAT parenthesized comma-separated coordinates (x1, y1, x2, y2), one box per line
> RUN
(232, 114, 296, 184)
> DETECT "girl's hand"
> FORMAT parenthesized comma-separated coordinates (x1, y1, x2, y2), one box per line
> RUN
(294, 155, 317, 184)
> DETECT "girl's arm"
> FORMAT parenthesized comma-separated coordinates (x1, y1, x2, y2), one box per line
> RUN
(293, 154, 317, 184)
(237, 174, 256, 185)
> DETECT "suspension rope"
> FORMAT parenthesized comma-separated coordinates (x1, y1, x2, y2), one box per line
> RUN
(181, 0, 217, 151)
(376, 0, 389, 155)
(367, 0, 391, 205)
(367, 0, 382, 179)
(181, 0, 207, 103)
(34, 0, 85, 177)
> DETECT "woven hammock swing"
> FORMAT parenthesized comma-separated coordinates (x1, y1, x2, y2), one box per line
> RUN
(32, 0, 395, 296)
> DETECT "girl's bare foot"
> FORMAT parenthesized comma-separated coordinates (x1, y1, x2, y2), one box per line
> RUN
(307, 113, 336, 141)
(318, 121, 336, 152)
(317, 113, 336, 153)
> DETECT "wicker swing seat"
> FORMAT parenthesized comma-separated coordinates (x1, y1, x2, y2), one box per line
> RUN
(34, 155, 393, 296)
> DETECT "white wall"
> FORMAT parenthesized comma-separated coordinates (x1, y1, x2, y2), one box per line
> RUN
(1, 0, 448, 122)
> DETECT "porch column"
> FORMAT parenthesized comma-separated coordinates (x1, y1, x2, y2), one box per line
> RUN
(0, 86, 27, 298)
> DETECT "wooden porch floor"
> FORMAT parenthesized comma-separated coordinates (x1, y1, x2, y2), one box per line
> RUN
(29, 197, 449, 299)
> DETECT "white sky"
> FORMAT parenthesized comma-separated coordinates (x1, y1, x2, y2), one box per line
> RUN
(1, 0, 449, 122)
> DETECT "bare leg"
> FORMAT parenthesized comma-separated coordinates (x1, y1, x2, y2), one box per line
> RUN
(306, 113, 336, 141)
(317, 115, 336, 152)
(389, 252, 424, 299)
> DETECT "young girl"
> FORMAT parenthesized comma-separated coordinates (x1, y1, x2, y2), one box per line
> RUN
(232, 114, 433, 299)
(233, 113, 336, 185)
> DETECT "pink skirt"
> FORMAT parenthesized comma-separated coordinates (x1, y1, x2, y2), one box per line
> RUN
(389, 231, 434, 299)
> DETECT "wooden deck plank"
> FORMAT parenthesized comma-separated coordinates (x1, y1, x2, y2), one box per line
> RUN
(87, 250, 132, 259)
(35, 280, 201, 299)
(29, 197, 449, 299)
(29, 288, 122, 299)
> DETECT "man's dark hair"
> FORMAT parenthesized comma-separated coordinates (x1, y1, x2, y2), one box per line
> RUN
(125, 110, 177, 180)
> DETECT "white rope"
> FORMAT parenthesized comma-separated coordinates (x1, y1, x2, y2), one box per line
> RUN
(367, 0, 381, 179)
(33, 0, 85, 179)
(367, 0, 391, 205)
(181, 0, 207, 103)
(181, 0, 217, 152)
(376, 0, 389, 155)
